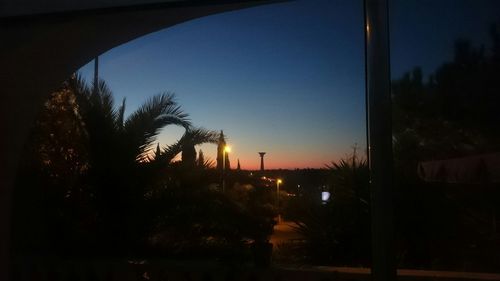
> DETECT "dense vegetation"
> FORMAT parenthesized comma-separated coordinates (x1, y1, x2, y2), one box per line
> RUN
(280, 153, 370, 266)
(12, 22, 500, 272)
(12, 76, 275, 261)
(391, 23, 500, 271)
(276, 23, 500, 271)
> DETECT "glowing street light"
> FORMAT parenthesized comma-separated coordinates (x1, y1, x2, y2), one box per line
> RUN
(222, 145, 231, 193)
(276, 179, 282, 223)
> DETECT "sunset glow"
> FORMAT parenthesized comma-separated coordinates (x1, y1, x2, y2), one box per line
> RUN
(77, 0, 367, 170)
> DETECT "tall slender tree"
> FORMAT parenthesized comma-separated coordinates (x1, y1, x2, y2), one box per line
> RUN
(216, 130, 230, 171)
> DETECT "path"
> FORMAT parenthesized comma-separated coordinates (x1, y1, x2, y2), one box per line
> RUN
(270, 220, 302, 246)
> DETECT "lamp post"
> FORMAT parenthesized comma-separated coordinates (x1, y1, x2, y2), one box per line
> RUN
(276, 179, 282, 223)
(222, 145, 230, 193)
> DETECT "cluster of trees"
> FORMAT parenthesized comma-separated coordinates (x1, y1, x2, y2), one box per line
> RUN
(13, 22, 500, 271)
(281, 151, 370, 266)
(12, 75, 274, 261)
(391, 23, 500, 271)
(393, 24, 500, 169)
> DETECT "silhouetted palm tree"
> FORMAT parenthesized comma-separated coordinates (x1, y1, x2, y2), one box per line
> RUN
(68, 75, 191, 253)
(72, 76, 190, 163)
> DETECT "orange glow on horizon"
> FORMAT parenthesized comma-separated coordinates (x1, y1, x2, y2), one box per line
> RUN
(154, 136, 361, 170)
(231, 159, 333, 170)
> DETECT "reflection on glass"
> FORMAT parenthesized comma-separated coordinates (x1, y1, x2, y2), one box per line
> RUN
(391, 0, 500, 273)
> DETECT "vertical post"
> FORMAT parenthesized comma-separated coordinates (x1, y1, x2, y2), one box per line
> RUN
(93, 56, 99, 93)
(364, 0, 396, 281)
(276, 179, 281, 223)
(222, 150, 226, 193)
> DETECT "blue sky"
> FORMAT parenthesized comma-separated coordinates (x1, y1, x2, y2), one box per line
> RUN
(78, 0, 500, 169)
(390, 0, 500, 77)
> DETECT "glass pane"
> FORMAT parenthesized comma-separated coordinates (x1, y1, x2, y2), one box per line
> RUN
(12, 0, 369, 276)
(390, 0, 500, 274)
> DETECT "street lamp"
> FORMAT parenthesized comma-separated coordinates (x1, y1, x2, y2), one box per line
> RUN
(222, 145, 231, 193)
(276, 179, 282, 223)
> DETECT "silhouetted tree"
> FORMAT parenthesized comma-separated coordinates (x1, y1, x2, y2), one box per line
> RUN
(195, 149, 214, 169)
(289, 151, 370, 265)
(216, 130, 230, 171)
(154, 143, 161, 159)
(179, 128, 218, 168)
(393, 23, 500, 165)
(12, 81, 91, 255)
(68, 75, 190, 254)
(197, 149, 205, 167)
(15, 74, 276, 263)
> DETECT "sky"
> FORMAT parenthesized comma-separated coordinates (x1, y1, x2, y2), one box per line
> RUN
(390, 0, 500, 77)
(78, 0, 500, 170)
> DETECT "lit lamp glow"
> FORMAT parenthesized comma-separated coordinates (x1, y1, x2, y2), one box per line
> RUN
(321, 191, 331, 204)
(277, 179, 283, 223)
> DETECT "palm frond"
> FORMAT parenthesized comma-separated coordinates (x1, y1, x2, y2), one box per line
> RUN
(149, 127, 219, 165)
(69, 74, 91, 97)
(156, 142, 183, 164)
(75, 78, 119, 130)
(200, 158, 215, 169)
(100, 85, 118, 119)
(180, 127, 219, 146)
(124, 93, 191, 161)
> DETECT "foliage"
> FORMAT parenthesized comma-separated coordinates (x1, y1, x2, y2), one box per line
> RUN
(148, 187, 248, 258)
(289, 153, 370, 266)
(12, 82, 92, 255)
(392, 23, 500, 165)
(13, 75, 274, 262)
(197, 149, 214, 169)
(66, 76, 192, 255)
(391, 23, 500, 271)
